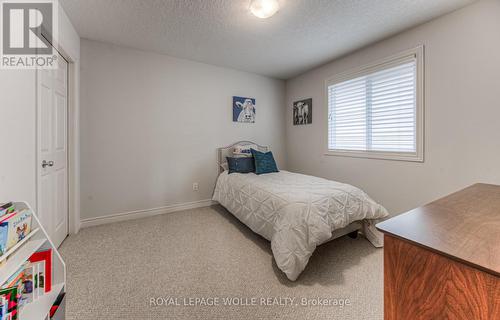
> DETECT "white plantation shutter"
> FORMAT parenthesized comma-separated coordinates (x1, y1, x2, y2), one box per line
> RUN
(328, 76, 368, 151)
(327, 51, 422, 160)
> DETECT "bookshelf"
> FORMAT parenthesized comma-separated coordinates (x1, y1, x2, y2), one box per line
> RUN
(0, 201, 66, 320)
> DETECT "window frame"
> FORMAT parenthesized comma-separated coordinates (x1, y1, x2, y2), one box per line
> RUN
(324, 46, 424, 162)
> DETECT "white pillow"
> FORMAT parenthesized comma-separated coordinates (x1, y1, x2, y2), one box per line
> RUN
(233, 144, 257, 157)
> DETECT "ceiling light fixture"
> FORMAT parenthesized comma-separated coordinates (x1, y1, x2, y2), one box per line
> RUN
(250, 0, 280, 19)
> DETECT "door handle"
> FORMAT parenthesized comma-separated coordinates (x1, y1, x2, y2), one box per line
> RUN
(42, 160, 54, 168)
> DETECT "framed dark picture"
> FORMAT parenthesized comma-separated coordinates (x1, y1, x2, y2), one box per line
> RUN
(233, 96, 256, 123)
(293, 98, 312, 125)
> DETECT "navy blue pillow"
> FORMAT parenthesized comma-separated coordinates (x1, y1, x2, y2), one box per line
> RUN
(226, 157, 255, 174)
(251, 149, 279, 175)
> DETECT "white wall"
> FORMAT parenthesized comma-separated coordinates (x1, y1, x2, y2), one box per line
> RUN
(80, 39, 286, 220)
(285, 0, 500, 215)
(0, 5, 80, 221)
(0, 70, 37, 205)
(58, 2, 81, 63)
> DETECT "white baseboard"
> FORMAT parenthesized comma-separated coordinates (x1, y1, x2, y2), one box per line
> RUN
(80, 199, 216, 228)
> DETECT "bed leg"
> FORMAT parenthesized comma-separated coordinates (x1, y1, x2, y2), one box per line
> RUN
(347, 230, 358, 239)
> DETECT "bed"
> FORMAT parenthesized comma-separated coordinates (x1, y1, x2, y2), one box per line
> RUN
(212, 141, 389, 281)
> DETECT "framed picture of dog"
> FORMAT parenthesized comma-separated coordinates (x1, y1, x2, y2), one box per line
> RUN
(233, 96, 256, 123)
(293, 98, 312, 125)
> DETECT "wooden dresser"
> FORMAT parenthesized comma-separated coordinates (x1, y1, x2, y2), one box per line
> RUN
(376, 184, 500, 320)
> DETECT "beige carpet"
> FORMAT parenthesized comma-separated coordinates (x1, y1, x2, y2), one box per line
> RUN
(59, 205, 383, 320)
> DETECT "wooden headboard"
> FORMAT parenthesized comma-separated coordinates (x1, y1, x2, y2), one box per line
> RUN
(217, 141, 268, 173)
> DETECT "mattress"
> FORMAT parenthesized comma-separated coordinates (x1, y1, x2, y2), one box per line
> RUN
(212, 170, 389, 281)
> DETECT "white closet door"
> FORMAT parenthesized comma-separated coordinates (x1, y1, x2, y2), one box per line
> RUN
(37, 50, 69, 248)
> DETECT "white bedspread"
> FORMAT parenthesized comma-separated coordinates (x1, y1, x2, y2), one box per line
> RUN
(212, 170, 389, 281)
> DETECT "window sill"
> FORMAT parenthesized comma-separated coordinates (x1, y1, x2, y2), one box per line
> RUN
(324, 149, 424, 162)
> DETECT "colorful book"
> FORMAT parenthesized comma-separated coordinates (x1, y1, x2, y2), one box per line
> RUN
(0, 202, 14, 218)
(0, 202, 13, 209)
(2, 264, 26, 311)
(0, 296, 6, 319)
(0, 286, 18, 320)
(0, 222, 8, 256)
(5, 209, 32, 250)
(18, 263, 34, 306)
(3, 264, 25, 290)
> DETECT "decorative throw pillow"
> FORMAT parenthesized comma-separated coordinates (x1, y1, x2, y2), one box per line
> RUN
(250, 149, 279, 175)
(226, 157, 255, 174)
(233, 145, 256, 157)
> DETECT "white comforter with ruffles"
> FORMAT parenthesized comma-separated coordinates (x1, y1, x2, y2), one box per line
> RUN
(212, 170, 389, 281)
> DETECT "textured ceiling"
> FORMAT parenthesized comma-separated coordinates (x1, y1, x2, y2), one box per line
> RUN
(60, 0, 474, 79)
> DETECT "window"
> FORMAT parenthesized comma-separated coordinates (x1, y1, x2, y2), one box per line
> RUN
(326, 47, 423, 161)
